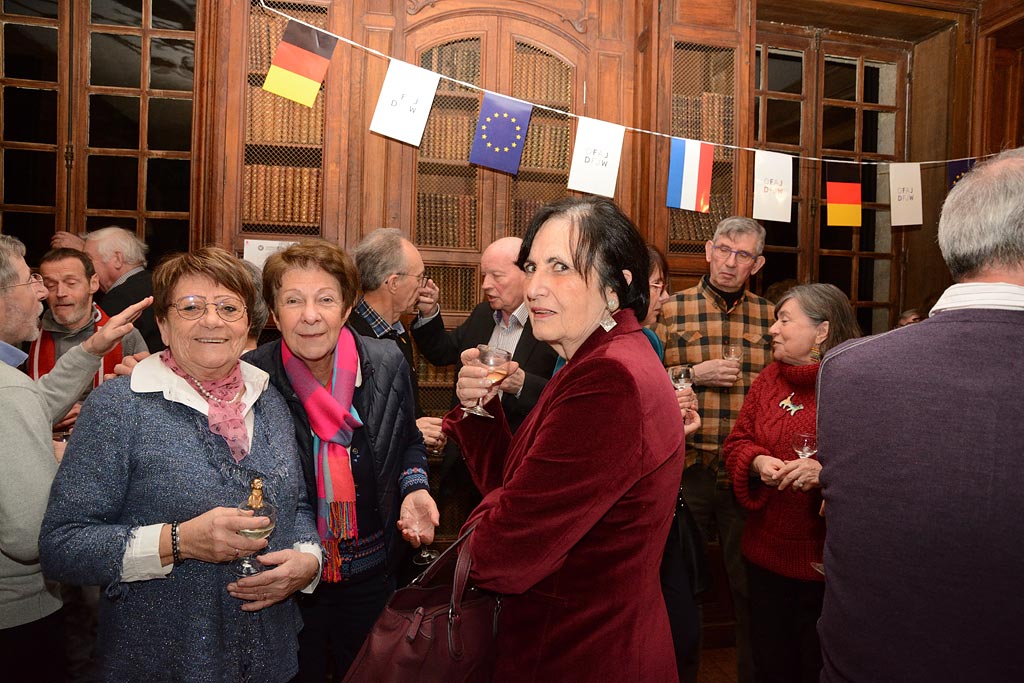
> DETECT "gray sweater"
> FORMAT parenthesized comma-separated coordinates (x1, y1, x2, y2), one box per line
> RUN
(0, 344, 99, 628)
(39, 375, 318, 682)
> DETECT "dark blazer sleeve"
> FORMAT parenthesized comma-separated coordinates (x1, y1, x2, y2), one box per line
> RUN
(411, 310, 468, 367)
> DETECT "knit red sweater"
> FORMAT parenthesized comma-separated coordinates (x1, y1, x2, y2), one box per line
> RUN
(724, 361, 824, 582)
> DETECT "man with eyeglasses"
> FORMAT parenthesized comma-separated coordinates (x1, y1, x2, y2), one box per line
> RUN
(350, 228, 446, 453)
(0, 235, 151, 679)
(652, 216, 774, 683)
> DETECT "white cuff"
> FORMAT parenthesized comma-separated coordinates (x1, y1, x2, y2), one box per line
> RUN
(121, 523, 173, 582)
(412, 304, 441, 327)
(295, 541, 322, 593)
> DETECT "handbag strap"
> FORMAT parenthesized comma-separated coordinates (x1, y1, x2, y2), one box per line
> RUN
(448, 529, 475, 658)
(413, 524, 475, 586)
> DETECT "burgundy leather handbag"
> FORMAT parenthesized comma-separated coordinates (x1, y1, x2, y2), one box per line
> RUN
(343, 528, 501, 683)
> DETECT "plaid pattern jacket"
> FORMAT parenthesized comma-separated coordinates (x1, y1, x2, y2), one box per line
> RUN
(652, 275, 774, 484)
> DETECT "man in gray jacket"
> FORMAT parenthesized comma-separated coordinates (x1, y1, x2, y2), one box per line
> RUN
(0, 235, 150, 678)
(817, 147, 1024, 682)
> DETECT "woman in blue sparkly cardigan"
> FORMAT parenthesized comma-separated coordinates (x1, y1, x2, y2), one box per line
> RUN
(40, 248, 321, 682)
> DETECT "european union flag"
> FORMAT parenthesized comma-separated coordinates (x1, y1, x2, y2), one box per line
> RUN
(946, 157, 976, 191)
(469, 92, 532, 175)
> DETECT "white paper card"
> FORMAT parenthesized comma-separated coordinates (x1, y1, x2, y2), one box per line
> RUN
(752, 150, 793, 223)
(566, 117, 626, 198)
(369, 60, 441, 146)
(888, 162, 923, 226)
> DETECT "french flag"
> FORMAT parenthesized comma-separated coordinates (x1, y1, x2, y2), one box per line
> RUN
(666, 138, 713, 212)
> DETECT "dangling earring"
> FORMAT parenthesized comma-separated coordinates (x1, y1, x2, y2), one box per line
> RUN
(810, 344, 821, 362)
(599, 298, 618, 331)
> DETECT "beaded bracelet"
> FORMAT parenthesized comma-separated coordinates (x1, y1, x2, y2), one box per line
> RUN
(170, 522, 182, 565)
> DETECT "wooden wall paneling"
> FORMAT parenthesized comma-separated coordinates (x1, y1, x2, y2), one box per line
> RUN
(316, 2, 352, 248)
(632, 0, 659, 243)
(191, 0, 224, 247)
(347, 21, 394, 247)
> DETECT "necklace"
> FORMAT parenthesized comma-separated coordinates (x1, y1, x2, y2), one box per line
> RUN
(186, 374, 243, 404)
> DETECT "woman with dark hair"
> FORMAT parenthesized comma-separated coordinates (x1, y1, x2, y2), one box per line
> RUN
(40, 247, 320, 681)
(446, 196, 687, 681)
(723, 283, 860, 683)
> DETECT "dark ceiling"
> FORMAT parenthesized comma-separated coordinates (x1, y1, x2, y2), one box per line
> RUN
(757, 0, 959, 43)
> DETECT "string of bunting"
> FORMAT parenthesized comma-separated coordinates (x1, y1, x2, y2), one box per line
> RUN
(256, 0, 988, 227)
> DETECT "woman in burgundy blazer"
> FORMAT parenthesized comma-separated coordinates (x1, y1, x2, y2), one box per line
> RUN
(442, 197, 687, 682)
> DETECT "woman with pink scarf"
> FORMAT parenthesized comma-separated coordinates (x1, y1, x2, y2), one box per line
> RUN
(244, 239, 438, 681)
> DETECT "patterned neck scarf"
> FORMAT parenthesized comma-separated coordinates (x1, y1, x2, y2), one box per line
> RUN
(282, 328, 363, 582)
(160, 349, 248, 463)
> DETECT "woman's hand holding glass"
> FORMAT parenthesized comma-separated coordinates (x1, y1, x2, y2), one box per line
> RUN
(776, 457, 822, 492)
(227, 549, 321, 612)
(174, 507, 271, 565)
(455, 346, 521, 416)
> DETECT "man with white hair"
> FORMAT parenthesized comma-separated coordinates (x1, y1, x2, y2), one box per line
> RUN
(0, 235, 150, 677)
(83, 227, 163, 351)
(412, 237, 558, 505)
(817, 147, 1024, 682)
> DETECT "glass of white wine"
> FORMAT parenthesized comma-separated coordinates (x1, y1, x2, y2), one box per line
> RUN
(231, 482, 277, 578)
(791, 432, 818, 459)
(462, 344, 512, 419)
(669, 365, 694, 391)
(723, 341, 743, 363)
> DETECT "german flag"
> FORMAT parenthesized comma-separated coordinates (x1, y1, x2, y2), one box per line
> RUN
(262, 21, 337, 108)
(825, 162, 862, 227)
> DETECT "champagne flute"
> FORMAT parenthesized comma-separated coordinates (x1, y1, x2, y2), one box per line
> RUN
(791, 432, 818, 459)
(723, 341, 743, 363)
(462, 345, 512, 418)
(231, 479, 277, 578)
(669, 365, 694, 391)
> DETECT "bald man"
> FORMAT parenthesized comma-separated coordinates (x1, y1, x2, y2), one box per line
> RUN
(412, 237, 559, 501)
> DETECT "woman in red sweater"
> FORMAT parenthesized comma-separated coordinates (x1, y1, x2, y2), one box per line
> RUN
(724, 283, 859, 683)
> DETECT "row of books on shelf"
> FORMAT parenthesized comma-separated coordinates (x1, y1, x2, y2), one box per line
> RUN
(521, 123, 570, 170)
(420, 114, 474, 161)
(511, 198, 550, 234)
(669, 193, 731, 242)
(415, 356, 457, 386)
(248, 9, 327, 72)
(422, 44, 481, 87)
(512, 52, 571, 105)
(416, 193, 478, 249)
(672, 93, 735, 161)
(243, 165, 322, 225)
(247, 84, 324, 146)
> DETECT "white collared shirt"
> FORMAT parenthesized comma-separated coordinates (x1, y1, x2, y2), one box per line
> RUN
(121, 354, 321, 591)
(930, 282, 1024, 314)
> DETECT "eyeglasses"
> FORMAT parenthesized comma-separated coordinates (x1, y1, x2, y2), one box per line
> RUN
(0, 272, 44, 290)
(170, 295, 247, 322)
(397, 272, 428, 287)
(649, 279, 666, 294)
(711, 244, 759, 265)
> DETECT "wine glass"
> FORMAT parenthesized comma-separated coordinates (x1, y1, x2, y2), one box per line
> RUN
(791, 432, 818, 459)
(412, 546, 440, 567)
(462, 345, 512, 418)
(669, 365, 694, 391)
(723, 341, 743, 363)
(230, 496, 277, 578)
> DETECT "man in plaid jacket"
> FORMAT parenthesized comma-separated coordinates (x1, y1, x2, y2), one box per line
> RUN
(652, 216, 774, 683)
